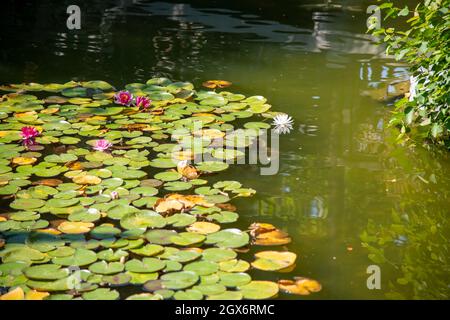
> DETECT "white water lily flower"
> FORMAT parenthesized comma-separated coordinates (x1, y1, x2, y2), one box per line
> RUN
(272, 113, 294, 134)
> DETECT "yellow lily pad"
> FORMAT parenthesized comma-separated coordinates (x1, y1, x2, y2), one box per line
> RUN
(187, 222, 221, 234)
(58, 221, 94, 234)
(251, 251, 297, 271)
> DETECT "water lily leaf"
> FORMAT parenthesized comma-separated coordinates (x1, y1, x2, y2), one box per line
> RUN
(206, 291, 243, 300)
(219, 271, 251, 287)
(97, 249, 129, 262)
(0, 185, 20, 195)
(184, 261, 219, 276)
(89, 261, 124, 275)
(173, 289, 203, 300)
(12, 157, 37, 166)
(166, 213, 196, 228)
(202, 248, 237, 262)
(82, 80, 114, 91)
(251, 251, 297, 271)
(145, 229, 177, 245)
(120, 210, 166, 230)
(165, 250, 201, 263)
(90, 225, 121, 239)
(68, 208, 101, 223)
(2, 246, 46, 263)
(125, 258, 166, 273)
(130, 244, 164, 257)
(170, 232, 205, 246)
(193, 283, 227, 295)
(27, 278, 71, 292)
(9, 211, 40, 221)
(154, 171, 182, 182)
(130, 186, 158, 197)
(253, 230, 291, 246)
(126, 271, 158, 285)
(219, 259, 250, 273)
(278, 277, 322, 296)
(126, 293, 163, 300)
(205, 229, 249, 248)
(209, 211, 239, 224)
(61, 87, 88, 98)
(0, 262, 30, 276)
(25, 290, 50, 300)
(45, 294, 73, 300)
(238, 281, 279, 299)
(102, 273, 131, 287)
(47, 198, 80, 208)
(44, 153, 78, 163)
(52, 248, 97, 267)
(73, 174, 102, 185)
(187, 222, 220, 234)
(164, 260, 183, 272)
(57, 221, 94, 234)
(82, 288, 119, 300)
(0, 287, 25, 300)
(160, 271, 199, 290)
(24, 264, 69, 280)
(48, 246, 75, 258)
(10, 198, 46, 210)
(164, 181, 192, 191)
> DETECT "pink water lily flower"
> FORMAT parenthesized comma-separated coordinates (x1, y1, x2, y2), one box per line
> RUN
(110, 191, 119, 199)
(20, 126, 40, 146)
(93, 139, 113, 152)
(114, 90, 133, 106)
(135, 96, 151, 111)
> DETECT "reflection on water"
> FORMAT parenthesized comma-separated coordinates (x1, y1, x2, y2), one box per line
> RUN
(1, 0, 449, 299)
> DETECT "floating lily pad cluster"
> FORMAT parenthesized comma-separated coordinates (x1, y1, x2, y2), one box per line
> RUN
(0, 78, 319, 300)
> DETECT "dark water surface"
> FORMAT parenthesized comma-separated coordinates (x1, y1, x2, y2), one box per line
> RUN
(1, 0, 449, 299)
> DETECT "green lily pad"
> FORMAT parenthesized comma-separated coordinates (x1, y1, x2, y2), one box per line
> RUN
(24, 264, 69, 280)
(154, 171, 182, 182)
(27, 278, 71, 292)
(165, 213, 196, 228)
(127, 271, 159, 284)
(10, 198, 46, 210)
(89, 261, 125, 275)
(52, 248, 97, 267)
(205, 229, 250, 248)
(125, 258, 166, 273)
(173, 289, 203, 300)
(102, 273, 131, 287)
(82, 288, 120, 300)
(120, 210, 166, 230)
(170, 232, 205, 246)
(184, 261, 219, 276)
(160, 271, 199, 290)
(145, 229, 177, 245)
(164, 181, 192, 191)
(218, 272, 251, 287)
(207, 290, 243, 300)
(97, 249, 129, 262)
(130, 244, 164, 257)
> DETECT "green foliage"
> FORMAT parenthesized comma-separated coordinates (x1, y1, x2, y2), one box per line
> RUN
(370, 0, 450, 146)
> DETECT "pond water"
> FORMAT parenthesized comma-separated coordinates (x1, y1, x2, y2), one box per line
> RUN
(1, 0, 449, 299)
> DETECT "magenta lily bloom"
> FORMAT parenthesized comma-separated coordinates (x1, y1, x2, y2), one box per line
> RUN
(20, 126, 40, 147)
(135, 96, 151, 111)
(114, 90, 133, 106)
(93, 139, 113, 152)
